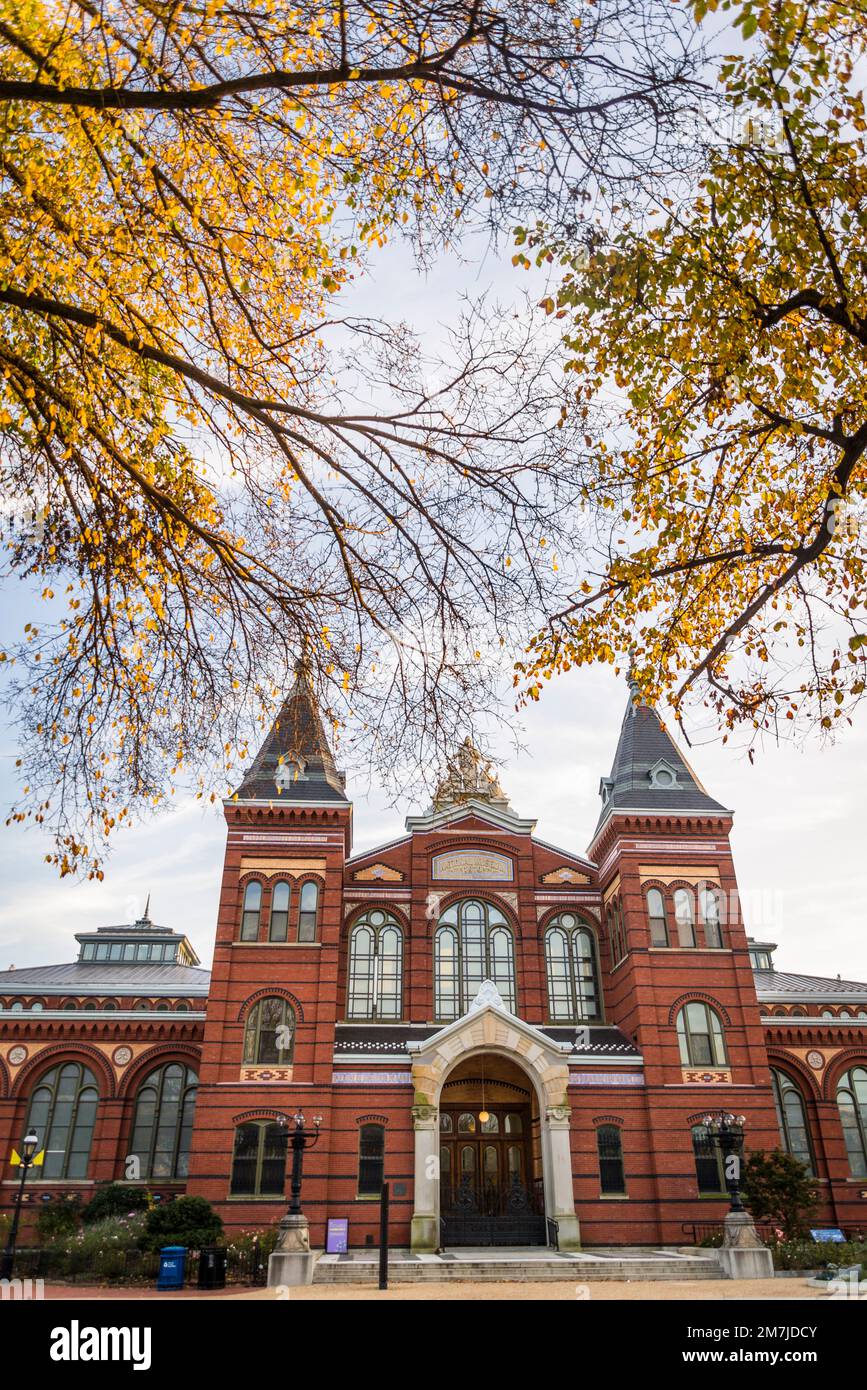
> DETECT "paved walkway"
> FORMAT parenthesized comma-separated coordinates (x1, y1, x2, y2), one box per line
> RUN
(27, 1276, 833, 1302)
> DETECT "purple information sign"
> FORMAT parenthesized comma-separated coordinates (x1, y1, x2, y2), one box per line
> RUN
(326, 1218, 349, 1254)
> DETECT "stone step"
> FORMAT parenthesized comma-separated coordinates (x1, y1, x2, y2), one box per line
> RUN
(313, 1251, 723, 1284)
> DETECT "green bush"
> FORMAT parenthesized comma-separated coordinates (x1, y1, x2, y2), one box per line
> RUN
(82, 1184, 151, 1225)
(741, 1149, 818, 1240)
(143, 1196, 223, 1252)
(772, 1238, 867, 1271)
(225, 1227, 280, 1258)
(36, 1203, 81, 1245)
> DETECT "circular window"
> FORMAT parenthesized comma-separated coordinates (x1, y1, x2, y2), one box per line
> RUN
(655, 768, 673, 785)
(560, 914, 576, 930)
(369, 910, 386, 927)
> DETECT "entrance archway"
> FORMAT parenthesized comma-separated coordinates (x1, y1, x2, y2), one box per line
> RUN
(438, 1055, 546, 1246)
(407, 985, 581, 1251)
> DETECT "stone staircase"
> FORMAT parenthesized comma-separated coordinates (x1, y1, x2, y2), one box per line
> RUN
(313, 1246, 723, 1284)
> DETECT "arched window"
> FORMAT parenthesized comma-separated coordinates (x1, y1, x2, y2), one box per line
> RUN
(269, 881, 291, 942)
(691, 1124, 725, 1194)
(544, 916, 602, 1021)
(699, 888, 724, 948)
(676, 1002, 727, 1068)
(347, 911, 403, 1020)
(25, 1062, 99, 1179)
(433, 899, 516, 1020)
(129, 1062, 198, 1179)
(836, 1066, 867, 1178)
(243, 997, 295, 1066)
(298, 881, 319, 942)
(673, 888, 696, 948)
(597, 1125, 626, 1195)
(357, 1123, 385, 1197)
(230, 1120, 286, 1196)
(606, 897, 627, 964)
(240, 880, 262, 941)
(646, 888, 669, 947)
(771, 1068, 814, 1175)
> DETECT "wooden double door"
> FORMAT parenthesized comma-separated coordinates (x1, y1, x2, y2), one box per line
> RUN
(439, 1105, 545, 1246)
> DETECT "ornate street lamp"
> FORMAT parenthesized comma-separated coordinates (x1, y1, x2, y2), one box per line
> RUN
(268, 1113, 323, 1286)
(703, 1111, 747, 1213)
(1, 1129, 40, 1279)
(279, 1111, 322, 1217)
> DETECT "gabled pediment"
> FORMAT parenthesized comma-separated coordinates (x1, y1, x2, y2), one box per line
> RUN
(540, 866, 591, 885)
(404, 798, 537, 837)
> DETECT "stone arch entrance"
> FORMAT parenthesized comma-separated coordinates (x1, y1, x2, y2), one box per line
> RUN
(407, 984, 581, 1251)
(438, 1053, 546, 1245)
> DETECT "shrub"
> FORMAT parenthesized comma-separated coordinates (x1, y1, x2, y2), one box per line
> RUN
(772, 1238, 867, 1272)
(36, 1204, 81, 1245)
(226, 1227, 281, 1260)
(83, 1184, 151, 1225)
(741, 1148, 819, 1240)
(143, 1196, 223, 1252)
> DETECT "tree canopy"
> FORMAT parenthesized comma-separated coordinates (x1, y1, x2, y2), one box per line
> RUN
(520, 0, 867, 747)
(0, 0, 698, 872)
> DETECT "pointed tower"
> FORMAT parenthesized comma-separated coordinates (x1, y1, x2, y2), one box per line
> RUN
(595, 687, 728, 835)
(587, 684, 778, 1239)
(234, 664, 349, 806)
(186, 667, 352, 1235)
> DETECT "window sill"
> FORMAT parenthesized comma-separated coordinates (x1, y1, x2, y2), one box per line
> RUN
(231, 941, 321, 948)
(596, 1194, 629, 1201)
(225, 1195, 288, 1203)
(354, 1194, 383, 1202)
(647, 947, 731, 954)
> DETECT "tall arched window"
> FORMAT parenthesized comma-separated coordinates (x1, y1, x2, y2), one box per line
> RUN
(269, 881, 291, 942)
(673, 888, 696, 947)
(243, 997, 295, 1066)
(433, 899, 515, 1020)
(691, 1124, 725, 1194)
(699, 887, 724, 949)
(230, 1120, 286, 1195)
(240, 880, 262, 941)
(597, 1124, 626, 1195)
(129, 1062, 198, 1179)
(347, 911, 403, 1020)
(298, 881, 319, 942)
(357, 1122, 385, 1197)
(25, 1062, 99, 1179)
(836, 1066, 867, 1178)
(676, 1001, 727, 1068)
(771, 1068, 814, 1175)
(646, 888, 669, 947)
(544, 916, 602, 1021)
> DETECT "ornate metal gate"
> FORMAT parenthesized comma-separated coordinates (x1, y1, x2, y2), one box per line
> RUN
(440, 1175, 547, 1247)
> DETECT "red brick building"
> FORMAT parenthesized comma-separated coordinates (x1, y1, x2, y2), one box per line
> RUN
(2, 672, 866, 1247)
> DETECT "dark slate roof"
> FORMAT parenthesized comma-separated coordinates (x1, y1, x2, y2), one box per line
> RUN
(595, 687, 729, 835)
(754, 969, 867, 1001)
(333, 1022, 641, 1059)
(234, 665, 348, 803)
(0, 962, 211, 997)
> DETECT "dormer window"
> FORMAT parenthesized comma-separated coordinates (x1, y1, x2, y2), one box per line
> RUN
(599, 777, 614, 804)
(648, 759, 679, 789)
(275, 752, 307, 791)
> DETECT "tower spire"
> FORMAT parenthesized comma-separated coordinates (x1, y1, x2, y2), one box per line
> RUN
(233, 664, 348, 803)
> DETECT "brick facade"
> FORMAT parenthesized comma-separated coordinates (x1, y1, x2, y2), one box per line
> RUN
(2, 681, 866, 1246)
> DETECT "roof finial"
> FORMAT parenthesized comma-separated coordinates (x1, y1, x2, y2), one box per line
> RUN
(627, 648, 641, 716)
(143, 893, 151, 922)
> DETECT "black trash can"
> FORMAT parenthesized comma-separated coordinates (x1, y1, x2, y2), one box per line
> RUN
(198, 1245, 227, 1291)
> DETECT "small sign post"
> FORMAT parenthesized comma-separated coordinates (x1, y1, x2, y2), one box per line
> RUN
(326, 1218, 348, 1254)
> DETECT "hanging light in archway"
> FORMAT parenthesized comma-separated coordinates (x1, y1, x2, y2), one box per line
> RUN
(478, 1054, 490, 1125)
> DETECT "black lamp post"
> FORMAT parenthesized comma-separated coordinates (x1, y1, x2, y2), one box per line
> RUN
(1, 1129, 40, 1279)
(279, 1112, 322, 1217)
(704, 1111, 747, 1214)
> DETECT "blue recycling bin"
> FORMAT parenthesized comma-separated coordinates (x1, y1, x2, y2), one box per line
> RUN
(156, 1245, 187, 1290)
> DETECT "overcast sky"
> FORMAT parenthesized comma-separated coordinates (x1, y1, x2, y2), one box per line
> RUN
(1, 169, 865, 987)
